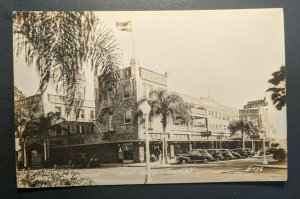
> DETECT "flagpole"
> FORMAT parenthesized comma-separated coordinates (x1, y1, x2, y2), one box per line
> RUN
(131, 30, 135, 58)
(130, 19, 135, 58)
(206, 67, 210, 97)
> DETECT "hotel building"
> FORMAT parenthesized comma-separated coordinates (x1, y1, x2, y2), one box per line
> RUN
(93, 59, 240, 163)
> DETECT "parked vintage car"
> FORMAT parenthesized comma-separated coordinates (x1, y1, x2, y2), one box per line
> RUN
(228, 149, 242, 159)
(244, 148, 256, 157)
(176, 149, 214, 164)
(206, 149, 224, 161)
(69, 153, 99, 168)
(232, 148, 249, 158)
(218, 149, 235, 160)
(266, 147, 278, 155)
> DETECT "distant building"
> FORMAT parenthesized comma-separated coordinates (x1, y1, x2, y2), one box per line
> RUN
(238, 98, 273, 150)
(15, 91, 96, 166)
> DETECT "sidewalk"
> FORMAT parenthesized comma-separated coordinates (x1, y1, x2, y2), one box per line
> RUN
(98, 159, 221, 169)
(99, 159, 177, 168)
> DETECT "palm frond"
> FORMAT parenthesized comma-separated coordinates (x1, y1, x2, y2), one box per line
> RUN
(13, 11, 122, 114)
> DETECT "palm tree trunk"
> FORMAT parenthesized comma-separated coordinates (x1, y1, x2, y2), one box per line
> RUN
(162, 129, 168, 164)
(242, 131, 245, 150)
(162, 135, 165, 164)
(164, 133, 168, 164)
(43, 139, 47, 162)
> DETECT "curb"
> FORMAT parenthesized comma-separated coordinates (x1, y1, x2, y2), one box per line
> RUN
(253, 164, 287, 169)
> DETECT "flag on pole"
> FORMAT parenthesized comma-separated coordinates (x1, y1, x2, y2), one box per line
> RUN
(116, 21, 132, 32)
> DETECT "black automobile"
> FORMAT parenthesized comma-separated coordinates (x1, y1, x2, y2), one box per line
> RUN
(218, 149, 235, 160)
(244, 148, 256, 157)
(176, 149, 214, 164)
(69, 153, 99, 168)
(266, 143, 280, 155)
(266, 147, 278, 155)
(232, 148, 249, 158)
(228, 149, 242, 159)
(206, 149, 224, 161)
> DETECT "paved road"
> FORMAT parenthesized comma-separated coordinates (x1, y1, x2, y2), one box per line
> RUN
(78, 156, 287, 185)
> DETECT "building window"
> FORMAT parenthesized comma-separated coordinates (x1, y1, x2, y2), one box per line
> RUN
(80, 109, 85, 119)
(124, 110, 132, 124)
(32, 107, 37, 113)
(81, 126, 86, 134)
(55, 106, 61, 117)
(123, 84, 130, 99)
(90, 110, 95, 120)
(90, 125, 95, 132)
(76, 125, 80, 134)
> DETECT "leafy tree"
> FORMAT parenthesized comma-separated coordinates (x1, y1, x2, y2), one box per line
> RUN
(14, 86, 28, 140)
(228, 119, 257, 150)
(13, 11, 121, 114)
(266, 66, 286, 110)
(23, 112, 65, 165)
(14, 87, 30, 167)
(134, 90, 192, 164)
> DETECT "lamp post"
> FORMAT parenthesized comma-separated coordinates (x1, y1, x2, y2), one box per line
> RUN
(242, 116, 246, 150)
(139, 100, 152, 184)
(258, 105, 268, 165)
(262, 127, 268, 165)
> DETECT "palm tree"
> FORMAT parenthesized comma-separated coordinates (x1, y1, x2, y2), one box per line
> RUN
(266, 66, 286, 110)
(228, 118, 257, 150)
(13, 11, 121, 115)
(134, 90, 191, 164)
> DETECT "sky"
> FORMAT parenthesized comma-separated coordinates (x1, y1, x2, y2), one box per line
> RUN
(13, 9, 286, 138)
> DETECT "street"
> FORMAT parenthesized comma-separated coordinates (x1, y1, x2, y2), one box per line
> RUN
(78, 156, 287, 185)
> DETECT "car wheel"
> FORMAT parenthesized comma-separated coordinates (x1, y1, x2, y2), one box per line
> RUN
(203, 158, 208, 164)
(215, 157, 219, 162)
(86, 162, 91, 168)
(181, 159, 186, 164)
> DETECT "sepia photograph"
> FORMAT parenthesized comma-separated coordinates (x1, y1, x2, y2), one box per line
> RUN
(13, 9, 287, 188)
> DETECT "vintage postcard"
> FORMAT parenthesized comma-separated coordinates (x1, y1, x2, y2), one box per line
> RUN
(13, 9, 287, 188)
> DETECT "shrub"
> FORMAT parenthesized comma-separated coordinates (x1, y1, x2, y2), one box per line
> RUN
(17, 168, 94, 188)
(273, 148, 287, 163)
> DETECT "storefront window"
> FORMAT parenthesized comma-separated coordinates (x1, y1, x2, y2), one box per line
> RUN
(123, 143, 133, 160)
